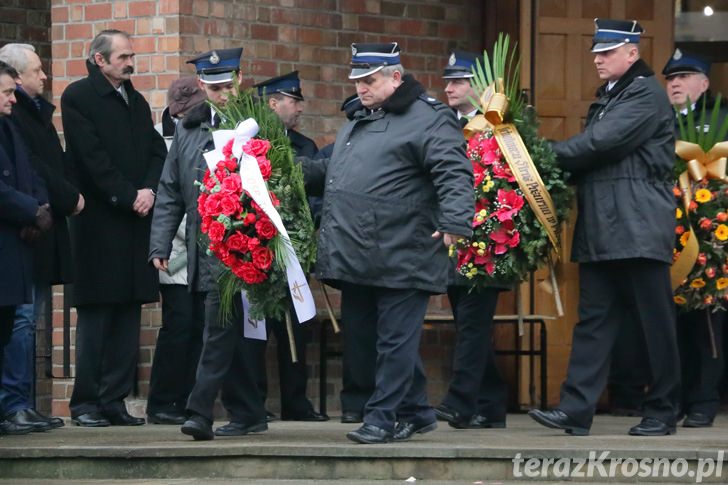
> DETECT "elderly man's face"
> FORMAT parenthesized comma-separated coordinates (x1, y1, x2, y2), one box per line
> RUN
(666, 72, 710, 107)
(19, 49, 47, 99)
(355, 70, 402, 109)
(594, 44, 638, 82)
(0, 73, 17, 116)
(96, 34, 135, 87)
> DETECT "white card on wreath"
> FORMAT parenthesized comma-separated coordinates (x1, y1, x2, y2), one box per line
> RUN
(241, 290, 266, 340)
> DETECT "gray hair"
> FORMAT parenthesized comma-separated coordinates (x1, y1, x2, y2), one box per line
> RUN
(88, 29, 130, 64)
(0, 43, 36, 74)
(380, 64, 405, 77)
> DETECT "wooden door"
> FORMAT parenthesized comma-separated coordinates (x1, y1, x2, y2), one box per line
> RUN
(519, 0, 675, 406)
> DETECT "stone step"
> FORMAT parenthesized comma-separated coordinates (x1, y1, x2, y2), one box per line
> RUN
(1, 415, 726, 483)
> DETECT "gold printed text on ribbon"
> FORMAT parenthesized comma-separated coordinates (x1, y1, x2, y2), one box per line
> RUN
(494, 123, 559, 249)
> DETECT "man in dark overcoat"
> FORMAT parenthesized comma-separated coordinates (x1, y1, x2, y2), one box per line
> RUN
(61, 30, 166, 427)
(150, 48, 266, 440)
(0, 60, 50, 435)
(434, 50, 509, 430)
(528, 19, 680, 436)
(0, 43, 82, 432)
(302, 43, 474, 444)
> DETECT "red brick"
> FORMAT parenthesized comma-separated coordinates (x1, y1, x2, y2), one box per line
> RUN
(358, 15, 384, 33)
(51, 6, 69, 23)
(107, 19, 135, 33)
(160, 0, 180, 15)
(52, 60, 65, 78)
(251, 24, 278, 41)
(66, 23, 92, 40)
(70, 41, 86, 58)
(113, 1, 127, 18)
(134, 55, 150, 73)
(132, 35, 156, 54)
(129, 1, 156, 17)
(85, 3, 112, 21)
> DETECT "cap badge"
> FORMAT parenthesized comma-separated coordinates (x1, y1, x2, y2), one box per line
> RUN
(673, 48, 682, 60)
(351, 45, 357, 56)
(209, 51, 220, 65)
(448, 53, 456, 66)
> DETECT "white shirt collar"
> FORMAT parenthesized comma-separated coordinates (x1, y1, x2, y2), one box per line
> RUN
(457, 108, 478, 120)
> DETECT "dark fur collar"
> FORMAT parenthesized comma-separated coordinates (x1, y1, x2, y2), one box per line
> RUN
(182, 102, 212, 129)
(381, 74, 426, 114)
(596, 58, 654, 99)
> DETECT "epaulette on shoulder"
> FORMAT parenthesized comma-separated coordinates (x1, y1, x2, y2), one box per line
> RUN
(418, 94, 448, 110)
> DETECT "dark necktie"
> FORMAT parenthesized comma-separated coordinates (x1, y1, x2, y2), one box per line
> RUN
(212, 113, 221, 128)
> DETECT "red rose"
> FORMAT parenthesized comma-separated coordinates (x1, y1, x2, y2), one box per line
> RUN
(252, 246, 274, 271)
(247, 237, 260, 250)
(269, 191, 280, 207)
(243, 212, 257, 225)
(697, 253, 707, 265)
(255, 217, 277, 240)
(222, 173, 242, 193)
(718, 212, 728, 222)
(220, 194, 241, 216)
(675, 225, 685, 235)
(222, 139, 234, 158)
(257, 156, 272, 180)
(204, 193, 222, 216)
(243, 138, 271, 157)
(207, 220, 226, 242)
(699, 218, 713, 230)
(226, 232, 249, 253)
(224, 157, 238, 171)
(233, 261, 267, 284)
(203, 170, 216, 190)
(706, 267, 716, 278)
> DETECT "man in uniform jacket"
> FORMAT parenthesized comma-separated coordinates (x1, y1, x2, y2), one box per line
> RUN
(61, 30, 166, 427)
(150, 48, 266, 440)
(0, 60, 50, 435)
(434, 50, 509, 430)
(302, 43, 474, 444)
(0, 43, 82, 432)
(528, 19, 680, 436)
(249, 72, 327, 422)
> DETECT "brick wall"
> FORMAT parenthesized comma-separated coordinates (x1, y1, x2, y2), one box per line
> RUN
(39, 0, 487, 418)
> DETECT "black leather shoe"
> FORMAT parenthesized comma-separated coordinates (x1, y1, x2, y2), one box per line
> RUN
(434, 404, 472, 429)
(628, 417, 676, 436)
(214, 421, 268, 436)
(467, 414, 506, 429)
(0, 419, 33, 435)
(26, 409, 64, 428)
(265, 410, 277, 422)
(281, 409, 329, 422)
(148, 411, 186, 425)
(181, 414, 214, 441)
(5, 409, 52, 432)
(72, 412, 110, 427)
(683, 412, 714, 428)
(341, 411, 363, 424)
(393, 420, 437, 441)
(105, 409, 145, 426)
(528, 409, 590, 436)
(346, 423, 393, 444)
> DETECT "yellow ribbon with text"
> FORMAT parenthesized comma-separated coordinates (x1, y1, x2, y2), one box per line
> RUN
(670, 140, 728, 289)
(463, 80, 560, 250)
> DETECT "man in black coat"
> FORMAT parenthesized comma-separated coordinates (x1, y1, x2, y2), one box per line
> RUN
(61, 30, 166, 427)
(302, 43, 474, 444)
(528, 19, 680, 436)
(248, 71, 326, 422)
(0, 43, 82, 432)
(435, 51, 509, 430)
(0, 60, 51, 436)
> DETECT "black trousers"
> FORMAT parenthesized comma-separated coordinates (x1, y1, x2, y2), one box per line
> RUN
(244, 309, 315, 417)
(678, 309, 725, 417)
(70, 302, 141, 417)
(0, 305, 15, 397)
(608, 313, 650, 408)
(559, 259, 680, 427)
(339, 287, 377, 415)
(185, 290, 264, 424)
(342, 283, 434, 432)
(147, 285, 205, 415)
(443, 285, 507, 420)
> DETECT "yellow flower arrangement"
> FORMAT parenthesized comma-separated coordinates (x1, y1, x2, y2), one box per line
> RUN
(679, 231, 690, 247)
(690, 278, 706, 288)
(717, 278, 728, 290)
(674, 295, 687, 305)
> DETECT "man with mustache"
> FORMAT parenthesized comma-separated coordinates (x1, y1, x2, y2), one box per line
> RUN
(61, 29, 167, 427)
